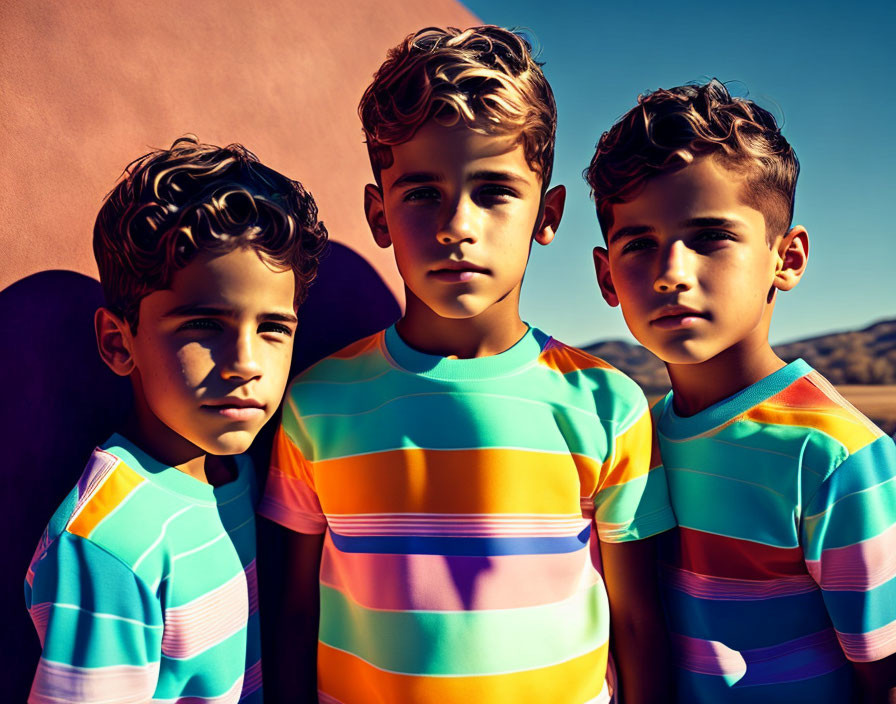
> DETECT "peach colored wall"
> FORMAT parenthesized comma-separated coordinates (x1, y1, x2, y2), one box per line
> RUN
(0, 1, 478, 698)
(0, 0, 477, 298)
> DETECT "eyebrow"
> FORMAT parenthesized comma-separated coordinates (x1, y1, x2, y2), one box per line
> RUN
(163, 304, 298, 324)
(608, 217, 743, 244)
(608, 225, 654, 245)
(389, 169, 530, 192)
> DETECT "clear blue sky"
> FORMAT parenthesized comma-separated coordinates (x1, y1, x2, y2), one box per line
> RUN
(464, 0, 895, 347)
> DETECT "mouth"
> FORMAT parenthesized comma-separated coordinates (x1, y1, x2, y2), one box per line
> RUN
(429, 261, 490, 282)
(650, 305, 709, 330)
(201, 398, 266, 421)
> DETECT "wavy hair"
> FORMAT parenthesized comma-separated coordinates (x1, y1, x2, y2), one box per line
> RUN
(94, 136, 328, 330)
(585, 80, 799, 243)
(359, 26, 556, 186)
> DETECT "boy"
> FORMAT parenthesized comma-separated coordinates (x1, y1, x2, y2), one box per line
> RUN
(588, 80, 896, 702)
(260, 26, 675, 704)
(24, 136, 327, 703)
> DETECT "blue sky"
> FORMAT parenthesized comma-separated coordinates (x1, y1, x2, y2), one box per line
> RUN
(464, 0, 895, 347)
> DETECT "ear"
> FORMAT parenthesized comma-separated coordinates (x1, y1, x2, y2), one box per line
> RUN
(95, 307, 136, 376)
(773, 225, 809, 292)
(364, 183, 391, 249)
(592, 246, 619, 307)
(533, 185, 566, 246)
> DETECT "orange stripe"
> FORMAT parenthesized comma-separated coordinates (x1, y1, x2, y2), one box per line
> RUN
(67, 462, 144, 539)
(314, 448, 599, 514)
(328, 333, 381, 360)
(743, 405, 880, 454)
(537, 342, 615, 375)
(600, 409, 653, 490)
(318, 641, 607, 703)
(271, 426, 316, 486)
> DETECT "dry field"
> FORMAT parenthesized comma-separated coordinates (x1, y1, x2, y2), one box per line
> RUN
(836, 385, 896, 435)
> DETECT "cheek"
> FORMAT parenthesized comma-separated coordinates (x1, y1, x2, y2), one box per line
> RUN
(174, 343, 215, 387)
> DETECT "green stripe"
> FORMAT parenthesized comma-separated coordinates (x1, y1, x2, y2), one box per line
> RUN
(596, 469, 675, 540)
(318, 582, 608, 676)
(803, 476, 896, 555)
(154, 629, 248, 698)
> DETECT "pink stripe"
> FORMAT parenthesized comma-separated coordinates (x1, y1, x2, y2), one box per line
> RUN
(30, 659, 159, 704)
(672, 634, 747, 678)
(838, 619, 896, 662)
(245, 560, 259, 616)
(805, 521, 896, 591)
(29, 602, 52, 646)
(319, 542, 598, 611)
(664, 566, 818, 600)
(240, 659, 262, 697)
(161, 571, 248, 659)
(318, 692, 344, 704)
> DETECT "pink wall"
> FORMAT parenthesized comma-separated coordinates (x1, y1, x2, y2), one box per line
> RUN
(0, 1, 478, 697)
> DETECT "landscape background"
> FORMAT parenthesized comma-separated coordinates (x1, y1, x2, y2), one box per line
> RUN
(585, 318, 896, 434)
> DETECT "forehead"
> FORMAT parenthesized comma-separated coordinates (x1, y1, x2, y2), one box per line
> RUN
(608, 156, 763, 233)
(142, 247, 296, 314)
(381, 121, 537, 187)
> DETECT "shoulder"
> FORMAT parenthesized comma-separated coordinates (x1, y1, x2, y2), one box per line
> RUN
(536, 335, 649, 423)
(285, 331, 389, 399)
(748, 368, 886, 467)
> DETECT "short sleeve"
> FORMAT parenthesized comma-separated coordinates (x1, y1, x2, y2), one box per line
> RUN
(26, 532, 162, 703)
(802, 433, 896, 663)
(594, 404, 676, 543)
(257, 423, 327, 534)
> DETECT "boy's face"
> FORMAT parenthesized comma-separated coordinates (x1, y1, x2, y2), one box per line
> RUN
(121, 247, 297, 460)
(594, 156, 797, 366)
(365, 122, 560, 323)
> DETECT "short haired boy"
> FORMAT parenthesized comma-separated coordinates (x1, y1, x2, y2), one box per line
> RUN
(24, 136, 327, 704)
(588, 80, 896, 702)
(259, 26, 675, 704)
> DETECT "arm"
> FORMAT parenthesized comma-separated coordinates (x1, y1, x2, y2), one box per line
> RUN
(601, 536, 672, 704)
(853, 654, 896, 704)
(27, 533, 161, 703)
(258, 517, 324, 703)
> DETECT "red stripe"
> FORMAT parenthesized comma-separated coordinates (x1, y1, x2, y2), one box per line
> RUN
(672, 527, 807, 580)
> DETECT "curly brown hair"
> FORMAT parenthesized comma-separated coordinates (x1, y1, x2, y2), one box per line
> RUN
(359, 26, 556, 186)
(93, 136, 328, 330)
(585, 80, 799, 243)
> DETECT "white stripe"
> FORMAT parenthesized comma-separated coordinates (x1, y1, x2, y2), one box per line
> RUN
(132, 505, 193, 572)
(46, 602, 163, 629)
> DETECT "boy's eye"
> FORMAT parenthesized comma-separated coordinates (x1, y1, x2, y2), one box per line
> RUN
(476, 184, 517, 204)
(403, 187, 440, 203)
(179, 318, 222, 332)
(620, 237, 655, 254)
(258, 322, 294, 337)
(693, 230, 736, 251)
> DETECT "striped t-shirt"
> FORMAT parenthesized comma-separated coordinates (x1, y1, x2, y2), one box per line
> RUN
(259, 325, 675, 704)
(656, 359, 896, 703)
(25, 435, 262, 704)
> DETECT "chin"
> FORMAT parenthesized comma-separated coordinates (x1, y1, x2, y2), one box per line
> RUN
(200, 430, 258, 457)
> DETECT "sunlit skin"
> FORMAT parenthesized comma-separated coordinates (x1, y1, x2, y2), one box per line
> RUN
(364, 121, 565, 358)
(594, 155, 809, 416)
(95, 246, 297, 485)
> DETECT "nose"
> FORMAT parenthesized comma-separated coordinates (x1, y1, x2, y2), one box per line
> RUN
(438, 196, 478, 245)
(654, 240, 695, 293)
(221, 328, 262, 381)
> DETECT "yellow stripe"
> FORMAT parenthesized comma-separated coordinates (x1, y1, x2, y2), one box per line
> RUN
(537, 343, 615, 375)
(314, 448, 601, 514)
(67, 462, 144, 539)
(600, 409, 653, 490)
(744, 405, 880, 454)
(318, 641, 607, 703)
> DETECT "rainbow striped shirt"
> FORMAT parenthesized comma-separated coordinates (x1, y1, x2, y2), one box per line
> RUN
(259, 325, 675, 704)
(656, 359, 896, 702)
(25, 435, 262, 704)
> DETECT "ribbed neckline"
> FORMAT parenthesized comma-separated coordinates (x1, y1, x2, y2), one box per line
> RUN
(102, 433, 251, 504)
(382, 324, 550, 381)
(658, 359, 812, 439)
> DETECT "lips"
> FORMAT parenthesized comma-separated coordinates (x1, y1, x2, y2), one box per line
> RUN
(429, 260, 489, 282)
(201, 398, 266, 421)
(650, 305, 708, 329)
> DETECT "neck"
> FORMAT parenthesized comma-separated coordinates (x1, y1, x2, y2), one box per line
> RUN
(397, 289, 528, 359)
(124, 380, 232, 486)
(666, 338, 785, 417)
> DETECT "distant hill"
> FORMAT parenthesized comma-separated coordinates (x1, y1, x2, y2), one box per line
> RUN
(581, 318, 896, 432)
